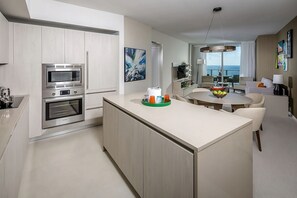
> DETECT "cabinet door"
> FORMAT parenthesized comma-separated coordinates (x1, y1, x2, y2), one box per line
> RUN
(118, 111, 144, 197)
(103, 101, 119, 162)
(144, 129, 194, 198)
(0, 11, 8, 64)
(85, 32, 119, 93)
(65, 29, 85, 63)
(14, 23, 42, 138)
(0, 157, 5, 198)
(42, 26, 64, 63)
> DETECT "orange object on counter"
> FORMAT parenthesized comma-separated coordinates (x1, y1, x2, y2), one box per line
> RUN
(164, 94, 170, 102)
(149, 95, 156, 104)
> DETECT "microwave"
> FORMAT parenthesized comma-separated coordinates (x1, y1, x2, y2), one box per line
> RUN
(42, 64, 84, 89)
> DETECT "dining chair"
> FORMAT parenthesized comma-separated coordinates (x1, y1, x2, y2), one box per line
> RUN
(220, 107, 266, 151)
(192, 88, 211, 93)
(174, 94, 194, 104)
(245, 93, 265, 108)
(245, 93, 265, 130)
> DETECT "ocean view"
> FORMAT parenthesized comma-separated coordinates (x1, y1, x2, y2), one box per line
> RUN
(207, 65, 240, 76)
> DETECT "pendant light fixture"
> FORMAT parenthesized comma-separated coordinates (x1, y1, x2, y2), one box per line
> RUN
(200, 7, 236, 53)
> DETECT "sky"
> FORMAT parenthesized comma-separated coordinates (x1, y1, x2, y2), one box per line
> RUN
(206, 47, 241, 66)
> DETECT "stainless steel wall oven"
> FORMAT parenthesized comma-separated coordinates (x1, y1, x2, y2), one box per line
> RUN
(42, 64, 85, 129)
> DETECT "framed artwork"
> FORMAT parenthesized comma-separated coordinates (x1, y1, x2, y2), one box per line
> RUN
(277, 40, 285, 54)
(287, 29, 293, 58)
(124, 47, 146, 82)
(278, 53, 287, 70)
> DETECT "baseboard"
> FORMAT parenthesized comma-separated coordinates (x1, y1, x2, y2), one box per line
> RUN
(30, 121, 101, 142)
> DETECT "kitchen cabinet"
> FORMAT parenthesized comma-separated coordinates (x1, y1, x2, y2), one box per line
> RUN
(42, 27, 85, 64)
(65, 29, 85, 63)
(0, 157, 5, 198)
(2, 99, 29, 198)
(42, 26, 65, 63)
(0, 11, 9, 64)
(85, 91, 116, 120)
(85, 32, 119, 93)
(14, 23, 42, 138)
(118, 110, 144, 197)
(144, 129, 193, 198)
(103, 100, 193, 197)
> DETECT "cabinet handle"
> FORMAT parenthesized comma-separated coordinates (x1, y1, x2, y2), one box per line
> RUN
(86, 51, 89, 89)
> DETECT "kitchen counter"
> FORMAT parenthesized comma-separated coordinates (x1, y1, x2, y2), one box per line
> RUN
(103, 93, 253, 198)
(104, 93, 252, 151)
(0, 95, 29, 159)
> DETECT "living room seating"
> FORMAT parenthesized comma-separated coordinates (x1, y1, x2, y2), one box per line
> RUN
(233, 77, 253, 92)
(200, 76, 215, 88)
(245, 77, 274, 95)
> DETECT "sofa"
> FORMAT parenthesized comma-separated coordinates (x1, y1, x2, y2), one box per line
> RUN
(245, 77, 274, 95)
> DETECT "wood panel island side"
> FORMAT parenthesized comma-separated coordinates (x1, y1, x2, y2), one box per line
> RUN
(103, 93, 253, 198)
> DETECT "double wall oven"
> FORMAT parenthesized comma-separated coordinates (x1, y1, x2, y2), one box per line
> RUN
(42, 64, 85, 129)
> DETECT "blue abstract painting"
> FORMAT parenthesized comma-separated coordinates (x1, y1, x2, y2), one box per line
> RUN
(124, 47, 146, 82)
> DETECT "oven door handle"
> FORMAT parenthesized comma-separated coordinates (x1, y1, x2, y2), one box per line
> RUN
(44, 95, 84, 103)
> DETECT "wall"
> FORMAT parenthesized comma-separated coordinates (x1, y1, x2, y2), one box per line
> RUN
(256, 16, 297, 116)
(152, 30, 189, 94)
(191, 45, 206, 85)
(124, 17, 152, 94)
(255, 34, 277, 81)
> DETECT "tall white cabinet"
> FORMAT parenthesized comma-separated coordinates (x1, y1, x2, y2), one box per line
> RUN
(0, 11, 8, 64)
(84, 32, 119, 121)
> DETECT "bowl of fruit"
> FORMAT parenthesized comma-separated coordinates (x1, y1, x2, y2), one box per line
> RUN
(211, 87, 228, 98)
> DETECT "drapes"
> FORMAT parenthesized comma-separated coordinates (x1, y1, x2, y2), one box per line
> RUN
(240, 41, 256, 79)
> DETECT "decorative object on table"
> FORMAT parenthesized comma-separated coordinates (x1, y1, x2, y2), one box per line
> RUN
(287, 29, 293, 58)
(124, 47, 146, 82)
(142, 95, 171, 107)
(211, 87, 227, 98)
(146, 87, 162, 102)
(273, 74, 284, 95)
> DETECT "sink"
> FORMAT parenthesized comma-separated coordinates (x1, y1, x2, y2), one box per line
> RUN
(0, 96, 23, 109)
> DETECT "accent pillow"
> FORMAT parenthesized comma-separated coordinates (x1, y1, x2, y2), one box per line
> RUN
(257, 82, 266, 88)
(261, 77, 273, 88)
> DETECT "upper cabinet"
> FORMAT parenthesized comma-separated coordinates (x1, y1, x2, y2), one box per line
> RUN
(85, 32, 119, 93)
(0, 12, 9, 64)
(42, 26, 64, 63)
(65, 29, 85, 63)
(42, 27, 85, 64)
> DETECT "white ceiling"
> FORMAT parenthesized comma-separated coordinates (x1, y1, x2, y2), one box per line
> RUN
(1, 0, 297, 44)
(55, 0, 297, 44)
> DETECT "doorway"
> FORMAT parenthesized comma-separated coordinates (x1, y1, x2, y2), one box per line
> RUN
(151, 42, 163, 88)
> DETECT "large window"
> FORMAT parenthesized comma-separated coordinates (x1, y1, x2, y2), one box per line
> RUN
(206, 46, 241, 78)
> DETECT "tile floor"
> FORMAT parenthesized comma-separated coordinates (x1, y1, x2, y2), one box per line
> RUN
(18, 127, 136, 198)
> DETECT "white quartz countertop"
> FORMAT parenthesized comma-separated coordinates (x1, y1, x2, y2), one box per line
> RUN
(0, 95, 29, 159)
(104, 93, 252, 152)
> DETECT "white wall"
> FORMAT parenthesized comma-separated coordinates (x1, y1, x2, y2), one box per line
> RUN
(26, 0, 125, 93)
(124, 17, 152, 94)
(191, 45, 206, 85)
(152, 30, 189, 94)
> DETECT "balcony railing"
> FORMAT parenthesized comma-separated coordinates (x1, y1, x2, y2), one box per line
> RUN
(207, 69, 240, 77)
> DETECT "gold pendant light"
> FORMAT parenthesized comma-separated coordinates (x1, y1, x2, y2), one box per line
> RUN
(200, 7, 236, 53)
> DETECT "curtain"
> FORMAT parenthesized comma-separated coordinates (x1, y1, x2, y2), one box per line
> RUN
(240, 41, 255, 79)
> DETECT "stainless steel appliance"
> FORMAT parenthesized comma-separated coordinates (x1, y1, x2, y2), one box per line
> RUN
(42, 64, 85, 129)
(42, 63, 84, 90)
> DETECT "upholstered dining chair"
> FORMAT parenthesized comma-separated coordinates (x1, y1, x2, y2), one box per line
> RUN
(192, 88, 211, 93)
(245, 93, 265, 108)
(174, 94, 193, 104)
(220, 107, 266, 151)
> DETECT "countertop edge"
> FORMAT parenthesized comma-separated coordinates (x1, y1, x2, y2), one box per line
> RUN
(0, 95, 29, 160)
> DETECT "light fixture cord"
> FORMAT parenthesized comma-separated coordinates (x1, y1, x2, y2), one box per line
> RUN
(203, 11, 215, 44)
(218, 11, 226, 46)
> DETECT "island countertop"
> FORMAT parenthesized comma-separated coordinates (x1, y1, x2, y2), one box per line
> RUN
(103, 93, 252, 152)
(0, 95, 29, 159)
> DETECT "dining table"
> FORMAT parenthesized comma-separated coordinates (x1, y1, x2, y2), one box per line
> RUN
(188, 92, 253, 110)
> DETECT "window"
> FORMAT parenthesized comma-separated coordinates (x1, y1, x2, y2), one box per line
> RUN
(206, 46, 241, 79)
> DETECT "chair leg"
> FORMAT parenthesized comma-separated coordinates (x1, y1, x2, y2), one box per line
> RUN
(255, 130, 262, 152)
(260, 124, 263, 131)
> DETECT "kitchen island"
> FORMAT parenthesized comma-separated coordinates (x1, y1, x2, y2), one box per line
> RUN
(103, 93, 253, 198)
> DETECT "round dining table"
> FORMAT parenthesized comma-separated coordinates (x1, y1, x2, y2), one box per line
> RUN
(188, 92, 253, 110)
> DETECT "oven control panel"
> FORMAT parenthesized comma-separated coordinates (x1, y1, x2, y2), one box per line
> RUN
(43, 88, 84, 98)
